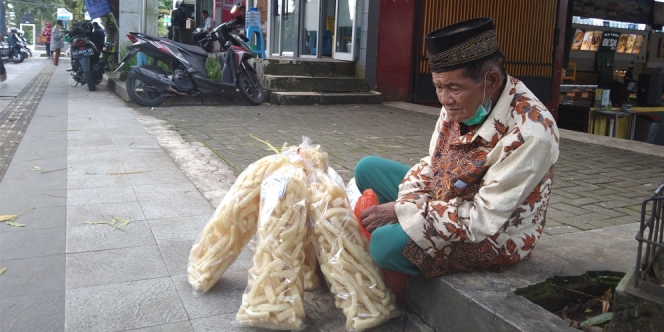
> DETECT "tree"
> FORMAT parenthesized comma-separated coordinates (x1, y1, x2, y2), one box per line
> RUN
(62, 0, 85, 21)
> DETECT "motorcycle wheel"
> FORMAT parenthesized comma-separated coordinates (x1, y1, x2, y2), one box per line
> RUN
(237, 67, 264, 106)
(126, 71, 167, 107)
(84, 71, 96, 91)
(11, 52, 22, 63)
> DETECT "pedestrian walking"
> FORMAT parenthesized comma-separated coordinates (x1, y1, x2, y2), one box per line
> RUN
(41, 22, 53, 59)
(51, 20, 64, 66)
(171, 3, 186, 43)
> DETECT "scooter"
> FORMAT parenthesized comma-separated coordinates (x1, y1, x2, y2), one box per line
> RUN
(0, 29, 25, 63)
(116, 6, 263, 107)
(66, 21, 104, 91)
(16, 32, 32, 59)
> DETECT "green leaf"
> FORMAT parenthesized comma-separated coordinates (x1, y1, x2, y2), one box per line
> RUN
(5, 222, 25, 227)
(33, 166, 42, 171)
(580, 312, 613, 327)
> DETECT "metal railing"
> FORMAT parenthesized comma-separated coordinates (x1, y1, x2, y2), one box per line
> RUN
(634, 181, 664, 287)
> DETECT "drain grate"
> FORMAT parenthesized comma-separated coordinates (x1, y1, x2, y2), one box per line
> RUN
(0, 65, 57, 182)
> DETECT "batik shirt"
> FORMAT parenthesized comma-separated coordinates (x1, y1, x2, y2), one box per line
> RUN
(395, 76, 559, 277)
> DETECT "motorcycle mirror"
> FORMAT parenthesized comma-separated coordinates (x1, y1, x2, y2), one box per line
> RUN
(230, 5, 238, 14)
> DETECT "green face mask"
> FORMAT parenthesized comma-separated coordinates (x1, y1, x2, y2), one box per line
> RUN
(462, 71, 492, 126)
(462, 99, 492, 126)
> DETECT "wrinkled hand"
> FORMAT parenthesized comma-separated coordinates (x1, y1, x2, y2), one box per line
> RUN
(360, 202, 398, 233)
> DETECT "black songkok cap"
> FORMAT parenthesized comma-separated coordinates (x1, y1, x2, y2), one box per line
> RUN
(426, 18, 502, 73)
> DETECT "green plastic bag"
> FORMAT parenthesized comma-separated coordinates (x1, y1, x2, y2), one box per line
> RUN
(64, 35, 70, 43)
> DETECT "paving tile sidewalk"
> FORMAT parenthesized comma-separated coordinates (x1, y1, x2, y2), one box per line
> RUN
(2, 63, 432, 331)
(133, 103, 664, 236)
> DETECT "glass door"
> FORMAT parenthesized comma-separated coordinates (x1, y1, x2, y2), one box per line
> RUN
(333, 0, 360, 60)
(271, 0, 296, 56)
(300, 0, 320, 57)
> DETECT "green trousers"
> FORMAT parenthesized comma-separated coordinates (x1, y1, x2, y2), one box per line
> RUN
(355, 156, 420, 275)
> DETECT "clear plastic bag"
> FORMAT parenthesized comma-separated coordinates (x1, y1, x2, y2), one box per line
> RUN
(307, 170, 400, 331)
(187, 154, 288, 293)
(187, 139, 327, 293)
(236, 165, 309, 330)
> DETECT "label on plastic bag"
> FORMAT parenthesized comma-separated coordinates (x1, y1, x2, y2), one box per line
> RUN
(261, 176, 290, 199)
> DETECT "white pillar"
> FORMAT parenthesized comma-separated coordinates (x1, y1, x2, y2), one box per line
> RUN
(119, 0, 158, 48)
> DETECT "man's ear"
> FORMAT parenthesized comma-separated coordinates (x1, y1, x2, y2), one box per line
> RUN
(486, 70, 501, 92)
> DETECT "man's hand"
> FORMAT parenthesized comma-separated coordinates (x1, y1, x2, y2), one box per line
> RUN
(360, 202, 398, 233)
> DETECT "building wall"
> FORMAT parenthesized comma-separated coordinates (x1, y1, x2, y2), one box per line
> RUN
(375, 0, 416, 101)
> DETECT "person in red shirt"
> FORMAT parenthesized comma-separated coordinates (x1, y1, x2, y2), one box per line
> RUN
(41, 22, 53, 59)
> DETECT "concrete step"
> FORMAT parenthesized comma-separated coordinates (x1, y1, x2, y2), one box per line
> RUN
(261, 58, 355, 77)
(263, 75, 368, 93)
(405, 224, 638, 332)
(270, 91, 382, 105)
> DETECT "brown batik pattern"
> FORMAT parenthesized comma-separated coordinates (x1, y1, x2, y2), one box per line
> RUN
(403, 165, 555, 278)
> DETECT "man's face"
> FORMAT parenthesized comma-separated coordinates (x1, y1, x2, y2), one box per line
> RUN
(202, 13, 209, 19)
(432, 69, 487, 123)
(241, 8, 246, 17)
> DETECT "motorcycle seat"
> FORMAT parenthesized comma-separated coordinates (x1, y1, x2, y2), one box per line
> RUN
(162, 39, 208, 57)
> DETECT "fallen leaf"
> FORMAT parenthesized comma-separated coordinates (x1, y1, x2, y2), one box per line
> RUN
(85, 172, 97, 175)
(0, 267, 6, 275)
(10, 140, 19, 144)
(585, 309, 593, 313)
(580, 312, 613, 327)
(150, 107, 155, 110)
(0, 208, 33, 222)
(84, 215, 131, 230)
(5, 222, 25, 227)
(0, 214, 18, 222)
(33, 166, 42, 171)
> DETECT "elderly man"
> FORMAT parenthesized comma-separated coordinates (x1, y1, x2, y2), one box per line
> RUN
(356, 18, 559, 278)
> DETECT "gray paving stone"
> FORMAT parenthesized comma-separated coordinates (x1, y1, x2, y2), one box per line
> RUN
(0, 254, 65, 298)
(66, 201, 146, 228)
(67, 151, 122, 165)
(65, 277, 187, 332)
(0, 205, 64, 233)
(132, 182, 202, 202)
(67, 186, 137, 206)
(171, 272, 246, 320)
(139, 196, 213, 220)
(543, 225, 580, 235)
(125, 169, 192, 186)
(157, 239, 195, 277)
(66, 244, 169, 289)
(67, 162, 124, 176)
(124, 321, 195, 332)
(147, 214, 211, 243)
(0, 291, 65, 332)
(0, 227, 65, 260)
(66, 220, 156, 253)
(0, 189, 67, 209)
(67, 172, 131, 189)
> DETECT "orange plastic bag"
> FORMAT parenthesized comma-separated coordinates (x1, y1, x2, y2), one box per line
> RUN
(354, 189, 379, 240)
(353, 189, 410, 304)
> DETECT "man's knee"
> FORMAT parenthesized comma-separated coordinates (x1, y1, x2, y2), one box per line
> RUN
(355, 156, 383, 186)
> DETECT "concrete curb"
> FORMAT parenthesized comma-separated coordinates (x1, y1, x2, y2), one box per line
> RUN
(106, 76, 266, 107)
(406, 223, 639, 332)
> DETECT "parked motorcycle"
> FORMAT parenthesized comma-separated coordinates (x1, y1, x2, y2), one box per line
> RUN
(0, 29, 26, 63)
(116, 6, 263, 107)
(15, 31, 32, 59)
(66, 21, 104, 91)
